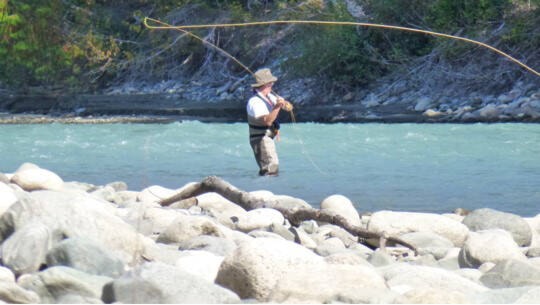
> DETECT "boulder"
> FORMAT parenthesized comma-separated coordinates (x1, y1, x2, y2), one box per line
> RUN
(368, 211, 469, 246)
(156, 214, 226, 244)
(196, 192, 247, 228)
(0, 266, 14, 283)
(235, 208, 284, 232)
(381, 263, 488, 302)
(268, 263, 394, 303)
(0, 173, 9, 184)
(45, 238, 125, 278)
(458, 229, 526, 268)
(463, 208, 532, 246)
(399, 231, 454, 260)
(525, 214, 540, 248)
(215, 237, 324, 300)
(177, 235, 236, 257)
(137, 185, 176, 203)
(121, 204, 187, 237)
(0, 182, 17, 215)
(320, 194, 361, 227)
(11, 167, 64, 191)
(102, 262, 240, 303)
(18, 266, 112, 303)
(0, 191, 149, 265)
(1, 222, 64, 276)
(0, 281, 40, 304)
(480, 259, 540, 288)
(174, 250, 224, 282)
(314, 237, 346, 257)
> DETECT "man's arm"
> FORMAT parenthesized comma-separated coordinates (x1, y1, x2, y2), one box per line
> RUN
(261, 98, 286, 126)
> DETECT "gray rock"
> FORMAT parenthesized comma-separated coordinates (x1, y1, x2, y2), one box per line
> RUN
(0, 281, 40, 304)
(527, 247, 540, 258)
(156, 214, 225, 244)
(400, 231, 454, 260)
(215, 237, 324, 300)
(0, 182, 18, 214)
(121, 204, 187, 237)
(368, 249, 395, 267)
(320, 194, 361, 227)
(514, 286, 540, 303)
(18, 266, 112, 303)
(463, 208, 533, 246)
(480, 259, 540, 288)
(46, 238, 125, 278)
(459, 229, 526, 268)
(289, 227, 317, 249)
(367, 211, 469, 247)
(267, 263, 392, 303)
(1, 222, 64, 276)
(10, 165, 64, 191)
(195, 192, 247, 228)
(235, 208, 284, 232)
(175, 250, 224, 282)
(0, 191, 151, 265)
(177, 235, 236, 257)
(314, 237, 346, 257)
(324, 251, 371, 266)
(0, 173, 9, 184)
(55, 293, 103, 304)
(381, 263, 488, 302)
(102, 262, 239, 303)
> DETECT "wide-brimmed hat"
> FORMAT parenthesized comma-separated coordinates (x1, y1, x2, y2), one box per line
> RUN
(251, 68, 278, 88)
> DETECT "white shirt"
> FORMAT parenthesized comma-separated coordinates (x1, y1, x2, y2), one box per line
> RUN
(247, 92, 277, 118)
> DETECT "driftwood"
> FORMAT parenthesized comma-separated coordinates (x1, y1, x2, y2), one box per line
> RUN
(160, 176, 417, 254)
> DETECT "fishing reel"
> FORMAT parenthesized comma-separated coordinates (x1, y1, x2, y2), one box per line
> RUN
(283, 101, 294, 112)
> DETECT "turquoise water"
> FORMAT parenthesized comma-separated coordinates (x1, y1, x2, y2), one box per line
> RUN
(1, 122, 539, 216)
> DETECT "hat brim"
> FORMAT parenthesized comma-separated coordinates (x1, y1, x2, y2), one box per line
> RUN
(251, 76, 278, 88)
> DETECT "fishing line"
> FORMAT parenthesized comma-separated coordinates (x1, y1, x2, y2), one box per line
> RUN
(144, 17, 540, 78)
(144, 17, 329, 175)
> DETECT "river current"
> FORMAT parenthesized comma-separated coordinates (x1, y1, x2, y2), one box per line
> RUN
(1, 122, 538, 216)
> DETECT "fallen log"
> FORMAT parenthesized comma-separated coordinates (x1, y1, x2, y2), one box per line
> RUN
(160, 176, 417, 254)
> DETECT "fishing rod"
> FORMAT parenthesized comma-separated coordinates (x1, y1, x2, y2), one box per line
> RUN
(143, 17, 328, 174)
(144, 17, 540, 78)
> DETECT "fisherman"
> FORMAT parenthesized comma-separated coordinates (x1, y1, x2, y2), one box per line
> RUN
(246, 68, 292, 176)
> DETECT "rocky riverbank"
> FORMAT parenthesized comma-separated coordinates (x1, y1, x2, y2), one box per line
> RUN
(0, 162, 540, 303)
(1, 73, 540, 124)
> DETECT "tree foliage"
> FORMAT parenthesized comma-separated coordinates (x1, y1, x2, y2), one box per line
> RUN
(0, 0, 538, 92)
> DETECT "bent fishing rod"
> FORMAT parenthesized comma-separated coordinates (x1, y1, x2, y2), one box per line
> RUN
(143, 17, 295, 112)
(144, 17, 540, 78)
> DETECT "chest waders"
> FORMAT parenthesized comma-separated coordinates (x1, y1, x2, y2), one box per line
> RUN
(247, 93, 280, 175)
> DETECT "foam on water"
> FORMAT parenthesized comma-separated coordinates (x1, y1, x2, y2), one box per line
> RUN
(1, 122, 539, 216)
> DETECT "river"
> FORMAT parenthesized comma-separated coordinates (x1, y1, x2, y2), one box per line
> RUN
(1, 121, 539, 216)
